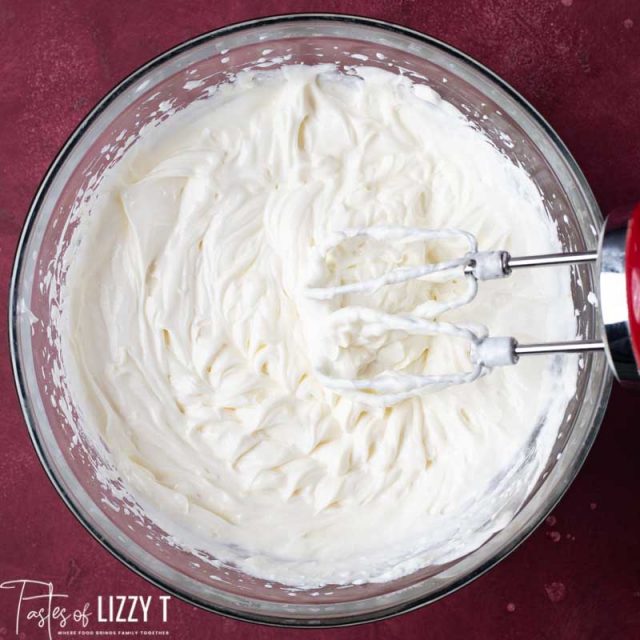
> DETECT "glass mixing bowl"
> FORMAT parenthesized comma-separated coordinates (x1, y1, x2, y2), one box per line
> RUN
(9, 14, 612, 626)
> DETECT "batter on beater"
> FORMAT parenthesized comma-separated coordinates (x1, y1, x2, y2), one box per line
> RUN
(61, 64, 578, 587)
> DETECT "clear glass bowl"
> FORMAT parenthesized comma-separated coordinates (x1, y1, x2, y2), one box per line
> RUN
(9, 14, 612, 626)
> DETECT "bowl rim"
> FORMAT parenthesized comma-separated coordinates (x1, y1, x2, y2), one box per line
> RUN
(8, 12, 613, 627)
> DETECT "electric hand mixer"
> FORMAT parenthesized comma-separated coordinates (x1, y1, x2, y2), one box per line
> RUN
(305, 205, 640, 405)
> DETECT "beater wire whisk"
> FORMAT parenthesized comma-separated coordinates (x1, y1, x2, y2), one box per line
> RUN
(304, 208, 640, 404)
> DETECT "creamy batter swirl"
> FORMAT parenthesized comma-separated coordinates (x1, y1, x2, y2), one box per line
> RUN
(62, 65, 577, 587)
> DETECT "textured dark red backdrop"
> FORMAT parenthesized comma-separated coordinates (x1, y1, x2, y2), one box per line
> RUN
(2, 1, 640, 638)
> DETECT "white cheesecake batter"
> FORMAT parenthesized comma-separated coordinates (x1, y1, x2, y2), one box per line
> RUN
(62, 65, 578, 587)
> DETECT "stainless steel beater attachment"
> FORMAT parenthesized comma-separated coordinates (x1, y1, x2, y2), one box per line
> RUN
(305, 205, 640, 403)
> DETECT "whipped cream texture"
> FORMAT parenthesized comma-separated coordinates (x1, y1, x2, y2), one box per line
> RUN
(62, 65, 578, 587)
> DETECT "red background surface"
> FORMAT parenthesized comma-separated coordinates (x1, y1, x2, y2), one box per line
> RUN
(1, 1, 640, 638)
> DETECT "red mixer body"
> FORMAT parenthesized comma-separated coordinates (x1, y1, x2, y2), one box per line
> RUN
(625, 203, 640, 372)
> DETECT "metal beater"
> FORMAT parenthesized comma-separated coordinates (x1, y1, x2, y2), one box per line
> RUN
(305, 205, 640, 404)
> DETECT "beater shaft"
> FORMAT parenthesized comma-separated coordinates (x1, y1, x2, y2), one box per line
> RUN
(473, 337, 604, 369)
(464, 249, 598, 276)
(515, 339, 605, 356)
(507, 250, 598, 270)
